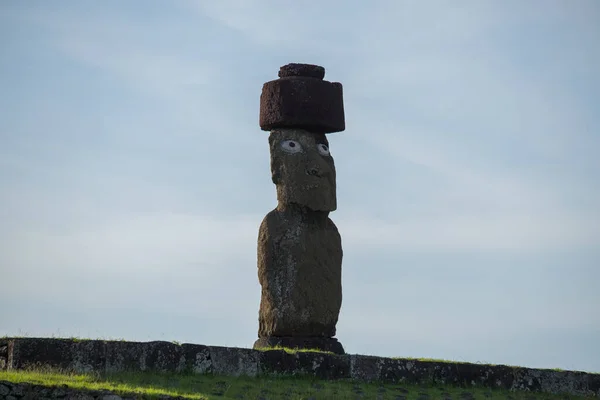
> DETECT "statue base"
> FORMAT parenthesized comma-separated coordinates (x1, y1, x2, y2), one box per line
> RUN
(253, 336, 345, 355)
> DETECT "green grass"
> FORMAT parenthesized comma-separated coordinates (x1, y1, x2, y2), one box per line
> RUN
(391, 357, 469, 364)
(0, 368, 592, 400)
(254, 345, 334, 355)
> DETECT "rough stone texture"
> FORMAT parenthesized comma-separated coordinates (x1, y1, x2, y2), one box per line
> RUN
(104, 341, 184, 373)
(256, 128, 343, 349)
(0, 343, 8, 370)
(256, 205, 342, 339)
(269, 129, 337, 212)
(256, 65, 346, 355)
(260, 63, 345, 133)
(512, 367, 599, 396)
(256, 349, 299, 375)
(278, 63, 325, 79)
(254, 336, 344, 355)
(293, 352, 351, 380)
(180, 343, 211, 374)
(7, 338, 105, 372)
(2, 338, 185, 374)
(350, 354, 386, 383)
(208, 346, 258, 377)
(0, 382, 10, 395)
(2, 338, 599, 397)
(258, 349, 350, 380)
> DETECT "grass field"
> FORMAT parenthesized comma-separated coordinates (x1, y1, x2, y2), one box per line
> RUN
(0, 368, 592, 400)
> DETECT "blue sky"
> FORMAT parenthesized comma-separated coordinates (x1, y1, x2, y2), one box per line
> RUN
(1, 0, 599, 372)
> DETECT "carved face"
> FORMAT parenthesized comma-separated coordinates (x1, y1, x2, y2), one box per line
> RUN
(269, 128, 337, 212)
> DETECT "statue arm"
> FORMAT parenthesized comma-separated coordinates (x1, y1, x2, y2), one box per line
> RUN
(257, 212, 276, 286)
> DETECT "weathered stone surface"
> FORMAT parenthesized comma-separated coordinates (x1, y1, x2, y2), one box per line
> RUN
(0, 383, 10, 395)
(258, 350, 350, 380)
(65, 393, 95, 400)
(256, 349, 299, 375)
(350, 355, 385, 382)
(9, 382, 23, 396)
(256, 65, 346, 354)
(512, 367, 599, 396)
(269, 129, 337, 212)
(3, 338, 599, 397)
(256, 128, 342, 343)
(254, 336, 344, 355)
(591, 374, 600, 396)
(260, 64, 345, 133)
(379, 358, 421, 383)
(105, 340, 183, 373)
(278, 63, 325, 79)
(8, 338, 105, 372)
(208, 346, 258, 377)
(293, 352, 350, 380)
(256, 125, 344, 352)
(181, 343, 211, 374)
(257, 205, 342, 337)
(438, 361, 487, 386)
(101, 395, 123, 400)
(377, 359, 518, 388)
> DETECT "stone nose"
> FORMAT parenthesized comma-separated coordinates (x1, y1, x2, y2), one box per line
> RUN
(306, 166, 322, 177)
(305, 152, 330, 177)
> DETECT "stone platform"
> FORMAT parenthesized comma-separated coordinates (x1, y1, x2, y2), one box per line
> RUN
(253, 336, 345, 355)
(1, 337, 598, 397)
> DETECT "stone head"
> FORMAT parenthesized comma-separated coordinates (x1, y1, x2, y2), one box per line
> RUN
(269, 128, 337, 212)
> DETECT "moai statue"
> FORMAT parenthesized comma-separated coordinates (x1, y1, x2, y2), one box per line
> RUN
(253, 63, 346, 354)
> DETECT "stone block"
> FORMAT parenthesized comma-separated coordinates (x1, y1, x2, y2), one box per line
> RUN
(257, 349, 300, 376)
(259, 64, 345, 133)
(208, 346, 258, 377)
(294, 352, 350, 380)
(254, 336, 344, 355)
(261, 351, 350, 380)
(349, 354, 384, 382)
(258, 349, 349, 379)
(512, 367, 599, 397)
(278, 63, 325, 79)
(105, 340, 182, 373)
(181, 343, 211, 374)
(590, 373, 600, 396)
(8, 338, 105, 373)
(0, 383, 10, 395)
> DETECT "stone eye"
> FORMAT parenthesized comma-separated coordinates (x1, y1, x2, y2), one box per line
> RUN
(281, 140, 303, 153)
(317, 143, 330, 156)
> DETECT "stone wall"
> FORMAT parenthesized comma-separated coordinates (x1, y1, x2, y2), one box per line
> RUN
(1, 338, 598, 397)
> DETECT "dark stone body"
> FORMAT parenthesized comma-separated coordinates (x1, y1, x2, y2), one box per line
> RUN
(257, 206, 343, 338)
(255, 63, 345, 354)
(260, 64, 345, 133)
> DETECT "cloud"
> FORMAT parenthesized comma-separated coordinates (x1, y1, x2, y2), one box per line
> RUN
(339, 212, 599, 252)
(4, 1, 598, 253)
(30, 9, 220, 99)
(57, 38, 217, 96)
(188, 0, 357, 51)
(0, 212, 261, 312)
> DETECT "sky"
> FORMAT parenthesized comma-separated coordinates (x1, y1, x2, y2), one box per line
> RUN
(1, 0, 599, 373)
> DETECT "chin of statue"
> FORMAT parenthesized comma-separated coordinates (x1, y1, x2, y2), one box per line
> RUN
(278, 190, 337, 212)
